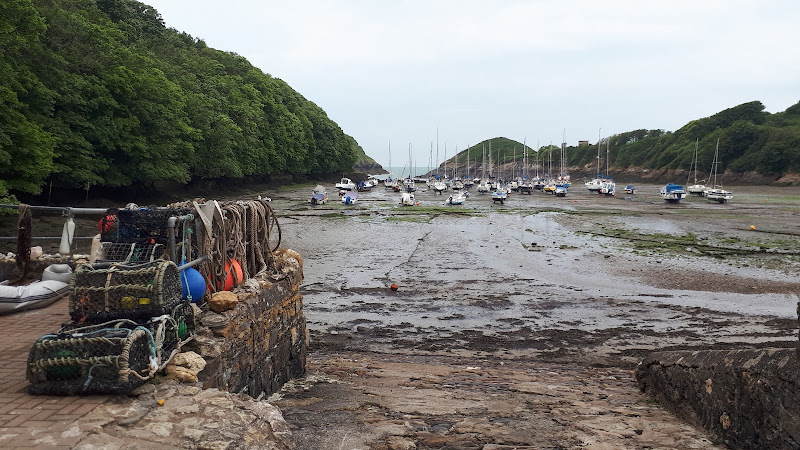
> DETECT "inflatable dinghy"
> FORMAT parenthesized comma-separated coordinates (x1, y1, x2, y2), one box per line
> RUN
(0, 264, 72, 314)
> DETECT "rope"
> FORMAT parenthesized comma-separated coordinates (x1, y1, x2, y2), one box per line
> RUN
(15, 204, 32, 281)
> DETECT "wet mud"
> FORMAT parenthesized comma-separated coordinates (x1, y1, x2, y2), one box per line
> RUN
(268, 183, 799, 448)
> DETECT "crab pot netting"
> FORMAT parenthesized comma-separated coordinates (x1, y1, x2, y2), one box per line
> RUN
(100, 208, 193, 245)
(68, 260, 182, 324)
(26, 325, 157, 395)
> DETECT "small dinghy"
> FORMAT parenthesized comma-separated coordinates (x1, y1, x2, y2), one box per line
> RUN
(341, 190, 359, 205)
(309, 185, 328, 205)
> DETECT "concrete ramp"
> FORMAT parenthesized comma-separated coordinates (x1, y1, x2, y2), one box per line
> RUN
(635, 348, 799, 449)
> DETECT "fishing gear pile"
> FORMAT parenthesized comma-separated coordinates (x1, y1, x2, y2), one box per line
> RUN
(26, 198, 281, 395)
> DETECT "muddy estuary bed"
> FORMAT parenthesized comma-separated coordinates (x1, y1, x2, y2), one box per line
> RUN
(264, 183, 799, 449)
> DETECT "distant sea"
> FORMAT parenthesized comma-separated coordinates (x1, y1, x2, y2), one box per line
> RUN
(381, 166, 432, 179)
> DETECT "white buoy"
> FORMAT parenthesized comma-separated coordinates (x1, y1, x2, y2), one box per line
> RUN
(59, 217, 75, 255)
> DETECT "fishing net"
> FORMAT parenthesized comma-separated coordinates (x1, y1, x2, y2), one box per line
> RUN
(28, 302, 195, 395)
(68, 260, 182, 324)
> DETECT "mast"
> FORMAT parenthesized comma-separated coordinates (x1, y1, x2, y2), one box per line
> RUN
(436, 128, 439, 176)
(597, 129, 602, 178)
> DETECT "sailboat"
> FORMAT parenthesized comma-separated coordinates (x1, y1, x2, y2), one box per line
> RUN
(585, 131, 603, 193)
(600, 140, 615, 196)
(463, 146, 474, 188)
(451, 148, 464, 190)
(556, 132, 571, 188)
(543, 145, 556, 194)
(477, 143, 490, 193)
(704, 138, 733, 203)
(687, 138, 706, 196)
(519, 141, 533, 194)
(403, 144, 417, 193)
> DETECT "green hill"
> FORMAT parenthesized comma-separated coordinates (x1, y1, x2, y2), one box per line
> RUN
(1, 0, 359, 203)
(438, 101, 800, 183)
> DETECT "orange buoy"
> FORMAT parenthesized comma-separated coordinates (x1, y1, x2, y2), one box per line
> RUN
(750, 225, 756, 230)
(220, 259, 243, 291)
(390, 283, 399, 291)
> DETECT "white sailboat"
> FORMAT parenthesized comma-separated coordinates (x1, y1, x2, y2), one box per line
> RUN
(600, 140, 615, 196)
(687, 138, 706, 196)
(477, 143, 490, 193)
(705, 138, 733, 203)
(585, 131, 603, 193)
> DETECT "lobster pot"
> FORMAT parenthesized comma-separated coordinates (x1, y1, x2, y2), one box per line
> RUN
(145, 301, 196, 366)
(59, 301, 195, 368)
(68, 261, 182, 324)
(26, 326, 157, 395)
(101, 208, 192, 245)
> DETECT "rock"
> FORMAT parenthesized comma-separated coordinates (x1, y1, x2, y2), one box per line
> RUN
(209, 291, 238, 313)
(166, 365, 199, 383)
(172, 351, 207, 373)
(165, 351, 207, 383)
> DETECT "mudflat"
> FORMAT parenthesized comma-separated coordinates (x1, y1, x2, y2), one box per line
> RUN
(270, 183, 799, 449)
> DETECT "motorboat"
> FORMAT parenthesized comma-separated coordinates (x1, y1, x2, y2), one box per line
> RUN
(624, 185, 636, 194)
(335, 178, 356, 191)
(400, 192, 416, 206)
(491, 188, 508, 204)
(585, 177, 603, 193)
(445, 191, 468, 205)
(660, 183, 686, 203)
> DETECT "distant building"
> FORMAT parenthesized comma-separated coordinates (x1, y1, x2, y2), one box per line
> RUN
(578, 140, 589, 147)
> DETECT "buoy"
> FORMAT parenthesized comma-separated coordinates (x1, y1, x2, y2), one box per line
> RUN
(222, 259, 243, 291)
(750, 225, 756, 230)
(416, 202, 420, 206)
(180, 263, 206, 302)
(390, 283, 399, 291)
(59, 217, 75, 254)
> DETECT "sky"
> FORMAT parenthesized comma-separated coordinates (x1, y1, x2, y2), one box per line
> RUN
(145, 0, 799, 170)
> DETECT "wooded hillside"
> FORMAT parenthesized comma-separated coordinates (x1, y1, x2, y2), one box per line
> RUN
(1, 0, 358, 203)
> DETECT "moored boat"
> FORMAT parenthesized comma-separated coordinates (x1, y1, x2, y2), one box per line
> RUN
(660, 183, 686, 203)
(309, 185, 328, 205)
(335, 178, 356, 191)
(341, 190, 359, 205)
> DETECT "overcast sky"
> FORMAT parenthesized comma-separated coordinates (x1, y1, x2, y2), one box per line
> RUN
(145, 0, 799, 169)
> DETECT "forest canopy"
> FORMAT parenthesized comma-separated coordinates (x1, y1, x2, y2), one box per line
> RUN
(0, 0, 358, 202)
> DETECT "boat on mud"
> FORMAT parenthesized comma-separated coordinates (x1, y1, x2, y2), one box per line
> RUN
(335, 178, 356, 191)
(341, 190, 359, 205)
(491, 187, 508, 204)
(309, 185, 328, 205)
(445, 191, 468, 205)
(400, 192, 416, 206)
(705, 139, 733, 203)
(660, 183, 686, 203)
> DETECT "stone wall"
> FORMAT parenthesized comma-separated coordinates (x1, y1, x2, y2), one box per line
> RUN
(189, 251, 307, 400)
(635, 348, 800, 449)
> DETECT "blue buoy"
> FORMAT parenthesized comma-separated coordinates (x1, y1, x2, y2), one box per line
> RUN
(180, 266, 206, 303)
